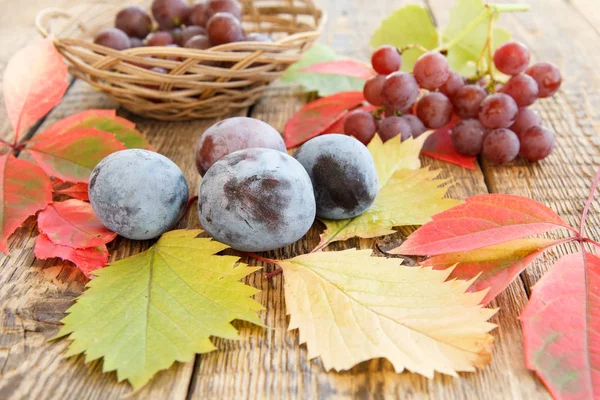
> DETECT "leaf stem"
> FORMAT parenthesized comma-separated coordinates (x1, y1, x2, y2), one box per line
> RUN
(265, 268, 283, 279)
(239, 251, 280, 266)
(583, 237, 600, 249)
(579, 166, 600, 236)
(488, 3, 530, 13)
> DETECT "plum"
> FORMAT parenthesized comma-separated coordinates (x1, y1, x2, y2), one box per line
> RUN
(294, 134, 379, 220)
(89, 149, 189, 240)
(198, 148, 315, 252)
(195, 117, 286, 175)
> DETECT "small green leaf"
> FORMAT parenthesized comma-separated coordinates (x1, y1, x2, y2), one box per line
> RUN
(280, 43, 365, 96)
(443, 0, 511, 76)
(55, 230, 263, 391)
(369, 5, 439, 72)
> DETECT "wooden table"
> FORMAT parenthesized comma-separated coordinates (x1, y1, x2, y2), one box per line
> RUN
(0, 0, 598, 398)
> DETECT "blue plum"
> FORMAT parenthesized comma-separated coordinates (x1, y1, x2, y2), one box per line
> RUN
(88, 149, 189, 240)
(294, 134, 379, 220)
(198, 148, 316, 252)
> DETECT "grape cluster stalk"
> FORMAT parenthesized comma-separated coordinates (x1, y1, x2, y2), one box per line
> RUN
(345, 17, 561, 165)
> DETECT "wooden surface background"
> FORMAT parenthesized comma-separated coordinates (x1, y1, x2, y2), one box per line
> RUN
(0, 0, 598, 398)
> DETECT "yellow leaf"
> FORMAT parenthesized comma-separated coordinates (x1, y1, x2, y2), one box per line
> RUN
(318, 134, 462, 248)
(56, 230, 263, 391)
(280, 249, 497, 376)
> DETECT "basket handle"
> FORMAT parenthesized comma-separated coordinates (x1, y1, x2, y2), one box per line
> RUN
(35, 8, 73, 38)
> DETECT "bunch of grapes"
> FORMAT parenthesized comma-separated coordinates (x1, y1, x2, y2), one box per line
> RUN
(344, 41, 562, 164)
(93, 0, 271, 55)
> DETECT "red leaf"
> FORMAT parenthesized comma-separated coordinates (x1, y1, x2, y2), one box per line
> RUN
(393, 194, 575, 256)
(37, 110, 152, 150)
(3, 37, 69, 140)
(421, 117, 476, 170)
(283, 91, 365, 148)
(34, 233, 108, 278)
(54, 183, 89, 201)
(322, 104, 377, 135)
(0, 154, 52, 253)
(520, 251, 600, 400)
(37, 199, 116, 248)
(423, 238, 562, 304)
(299, 60, 376, 80)
(24, 128, 126, 183)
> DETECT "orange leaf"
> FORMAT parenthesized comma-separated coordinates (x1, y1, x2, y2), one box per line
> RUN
(0, 154, 52, 253)
(36, 110, 117, 138)
(3, 37, 68, 140)
(421, 117, 476, 170)
(34, 233, 108, 278)
(54, 183, 89, 201)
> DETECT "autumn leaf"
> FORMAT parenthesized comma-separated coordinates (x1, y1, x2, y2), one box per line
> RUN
(56, 230, 264, 391)
(520, 251, 600, 400)
(299, 60, 376, 80)
(34, 233, 108, 277)
(423, 238, 562, 304)
(3, 37, 69, 140)
(23, 128, 126, 183)
(394, 194, 576, 256)
(37, 199, 117, 248)
(421, 117, 477, 170)
(0, 153, 52, 253)
(283, 91, 365, 148)
(54, 183, 89, 201)
(37, 110, 152, 150)
(279, 249, 497, 376)
(317, 134, 461, 248)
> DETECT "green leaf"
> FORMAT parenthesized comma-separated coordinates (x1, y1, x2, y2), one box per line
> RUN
(56, 230, 264, 391)
(280, 43, 365, 96)
(369, 5, 439, 72)
(443, 0, 511, 76)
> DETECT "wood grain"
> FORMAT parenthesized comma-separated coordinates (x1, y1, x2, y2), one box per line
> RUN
(0, 0, 596, 398)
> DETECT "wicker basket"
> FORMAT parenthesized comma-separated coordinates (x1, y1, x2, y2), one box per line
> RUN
(35, 0, 325, 120)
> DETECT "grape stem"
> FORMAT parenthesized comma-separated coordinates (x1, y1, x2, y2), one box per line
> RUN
(397, 43, 429, 55)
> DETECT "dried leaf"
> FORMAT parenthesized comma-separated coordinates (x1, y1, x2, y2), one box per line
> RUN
(394, 194, 575, 256)
(318, 134, 460, 248)
(56, 230, 264, 391)
(421, 117, 477, 170)
(279, 249, 497, 376)
(0, 153, 52, 253)
(283, 91, 365, 148)
(424, 238, 561, 304)
(299, 60, 376, 80)
(37, 199, 117, 248)
(3, 37, 68, 140)
(34, 233, 108, 277)
(54, 183, 90, 201)
(24, 128, 126, 183)
(520, 251, 600, 400)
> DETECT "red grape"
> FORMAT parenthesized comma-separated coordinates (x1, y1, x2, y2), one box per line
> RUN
(246, 32, 273, 42)
(344, 110, 377, 144)
(188, 1, 208, 26)
(147, 31, 176, 46)
(478, 93, 518, 129)
(152, 0, 191, 29)
(381, 71, 419, 112)
(482, 128, 520, 164)
(130, 37, 144, 48)
(371, 45, 401, 75)
(439, 71, 465, 98)
(378, 116, 412, 142)
(510, 107, 542, 137)
(185, 34, 212, 49)
(179, 25, 207, 46)
(519, 126, 555, 162)
(363, 74, 386, 106)
(493, 41, 530, 75)
(416, 92, 453, 129)
(451, 119, 486, 156)
(500, 74, 539, 107)
(452, 84, 486, 119)
(413, 52, 450, 90)
(207, 12, 244, 45)
(94, 28, 131, 50)
(526, 62, 562, 98)
(116, 6, 152, 39)
(401, 114, 427, 138)
(205, 0, 242, 21)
